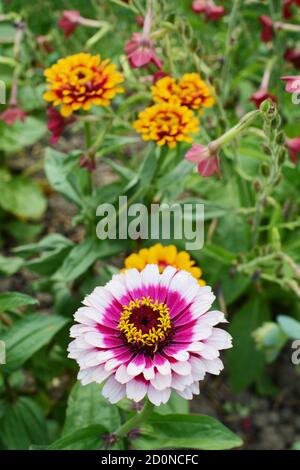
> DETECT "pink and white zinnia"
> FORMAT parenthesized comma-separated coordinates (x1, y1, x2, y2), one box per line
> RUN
(68, 265, 232, 406)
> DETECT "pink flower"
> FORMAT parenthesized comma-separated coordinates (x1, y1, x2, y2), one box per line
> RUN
(58, 10, 81, 37)
(192, 0, 226, 21)
(0, 105, 26, 125)
(286, 137, 300, 164)
(281, 75, 300, 93)
(125, 33, 162, 69)
(186, 143, 220, 177)
(68, 265, 231, 405)
(250, 90, 277, 109)
(259, 16, 274, 42)
(47, 107, 75, 144)
(284, 48, 300, 70)
(125, 8, 162, 69)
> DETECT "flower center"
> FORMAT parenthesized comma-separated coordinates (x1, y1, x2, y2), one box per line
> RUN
(118, 296, 171, 352)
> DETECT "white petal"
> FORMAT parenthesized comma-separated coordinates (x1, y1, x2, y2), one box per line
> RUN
(126, 380, 148, 402)
(115, 364, 133, 384)
(84, 332, 106, 348)
(151, 372, 172, 391)
(205, 327, 232, 350)
(102, 376, 126, 404)
(148, 385, 171, 405)
(171, 361, 191, 376)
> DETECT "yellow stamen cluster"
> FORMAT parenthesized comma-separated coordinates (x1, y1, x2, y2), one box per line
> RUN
(151, 74, 215, 112)
(118, 296, 171, 350)
(133, 102, 199, 148)
(43, 52, 124, 117)
(124, 243, 206, 286)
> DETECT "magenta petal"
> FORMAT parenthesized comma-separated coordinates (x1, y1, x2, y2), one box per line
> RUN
(197, 156, 220, 177)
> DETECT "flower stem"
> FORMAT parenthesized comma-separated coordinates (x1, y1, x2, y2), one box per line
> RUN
(211, 109, 260, 151)
(114, 399, 154, 440)
(221, 0, 241, 101)
(84, 121, 92, 149)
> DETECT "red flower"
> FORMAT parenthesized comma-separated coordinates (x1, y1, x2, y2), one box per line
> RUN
(47, 107, 75, 144)
(283, 0, 300, 19)
(286, 137, 300, 165)
(281, 75, 300, 93)
(58, 10, 81, 37)
(192, 0, 226, 21)
(284, 48, 300, 70)
(185, 143, 220, 177)
(250, 90, 277, 109)
(259, 16, 274, 42)
(79, 154, 96, 172)
(125, 32, 162, 69)
(0, 105, 26, 125)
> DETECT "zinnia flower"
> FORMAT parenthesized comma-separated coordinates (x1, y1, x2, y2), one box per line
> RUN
(133, 102, 199, 148)
(43, 53, 124, 117)
(152, 74, 215, 112)
(0, 105, 26, 125)
(124, 243, 206, 286)
(68, 265, 232, 405)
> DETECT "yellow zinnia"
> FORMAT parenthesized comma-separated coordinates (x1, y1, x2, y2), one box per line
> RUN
(43, 52, 124, 117)
(124, 243, 205, 286)
(133, 102, 199, 148)
(152, 73, 215, 112)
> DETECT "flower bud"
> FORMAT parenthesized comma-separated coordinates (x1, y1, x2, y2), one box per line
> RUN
(261, 162, 270, 177)
(275, 130, 285, 145)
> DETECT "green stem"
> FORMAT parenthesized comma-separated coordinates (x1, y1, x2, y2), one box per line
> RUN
(84, 121, 92, 149)
(211, 109, 260, 151)
(221, 0, 242, 101)
(114, 399, 154, 440)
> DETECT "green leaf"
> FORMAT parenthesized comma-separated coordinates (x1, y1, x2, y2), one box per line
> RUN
(0, 117, 46, 153)
(53, 238, 124, 283)
(133, 413, 242, 450)
(48, 425, 107, 450)
(63, 382, 120, 438)
(277, 315, 300, 340)
(0, 292, 38, 312)
(0, 170, 46, 220)
(139, 149, 157, 187)
(0, 255, 24, 275)
(44, 148, 90, 206)
(0, 397, 48, 450)
(2, 313, 68, 373)
(14, 233, 73, 256)
(227, 297, 270, 392)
